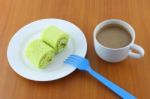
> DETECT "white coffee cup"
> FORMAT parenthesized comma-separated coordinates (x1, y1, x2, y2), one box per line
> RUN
(93, 19, 145, 62)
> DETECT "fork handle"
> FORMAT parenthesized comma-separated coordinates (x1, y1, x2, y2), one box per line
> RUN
(87, 69, 136, 99)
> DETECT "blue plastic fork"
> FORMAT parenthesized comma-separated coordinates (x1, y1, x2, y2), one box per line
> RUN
(64, 55, 136, 99)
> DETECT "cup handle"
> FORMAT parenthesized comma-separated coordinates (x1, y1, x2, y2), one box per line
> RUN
(128, 44, 145, 59)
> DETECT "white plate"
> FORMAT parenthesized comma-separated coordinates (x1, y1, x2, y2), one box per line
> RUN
(7, 19, 87, 81)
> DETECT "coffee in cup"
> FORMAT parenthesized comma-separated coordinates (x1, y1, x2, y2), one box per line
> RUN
(96, 24, 132, 49)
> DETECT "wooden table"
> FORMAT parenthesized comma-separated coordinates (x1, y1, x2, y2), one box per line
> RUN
(0, 0, 150, 99)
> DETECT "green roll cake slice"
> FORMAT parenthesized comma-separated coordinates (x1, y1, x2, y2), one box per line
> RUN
(41, 26, 69, 53)
(25, 40, 55, 68)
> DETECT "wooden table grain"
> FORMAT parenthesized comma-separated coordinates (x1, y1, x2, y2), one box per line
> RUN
(0, 0, 150, 99)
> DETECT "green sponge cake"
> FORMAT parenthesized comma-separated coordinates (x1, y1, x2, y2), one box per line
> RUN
(41, 26, 69, 53)
(25, 40, 55, 68)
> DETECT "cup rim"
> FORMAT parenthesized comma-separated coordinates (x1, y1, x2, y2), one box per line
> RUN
(94, 19, 135, 50)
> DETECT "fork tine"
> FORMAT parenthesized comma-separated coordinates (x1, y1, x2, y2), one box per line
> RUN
(69, 55, 83, 61)
(64, 59, 78, 67)
(64, 54, 85, 68)
(65, 57, 80, 65)
(64, 60, 74, 65)
(67, 57, 82, 64)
